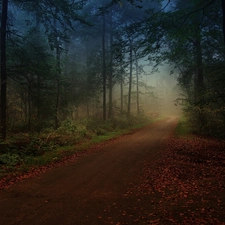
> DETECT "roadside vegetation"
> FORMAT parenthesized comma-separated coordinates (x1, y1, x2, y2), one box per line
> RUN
(0, 114, 154, 188)
(174, 117, 190, 137)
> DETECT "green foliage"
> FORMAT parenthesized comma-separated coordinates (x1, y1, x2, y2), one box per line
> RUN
(0, 153, 22, 166)
(184, 104, 225, 138)
(162, 0, 224, 139)
(55, 120, 93, 144)
(86, 119, 109, 135)
(0, 113, 159, 181)
(175, 117, 190, 137)
(179, 62, 225, 138)
(0, 142, 18, 154)
(57, 120, 77, 134)
(85, 115, 150, 134)
(21, 138, 52, 157)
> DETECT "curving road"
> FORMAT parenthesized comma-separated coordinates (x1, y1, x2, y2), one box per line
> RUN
(0, 116, 179, 225)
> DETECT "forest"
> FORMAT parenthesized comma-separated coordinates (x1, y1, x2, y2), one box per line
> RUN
(0, 0, 225, 166)
(1, 1, 225, 223)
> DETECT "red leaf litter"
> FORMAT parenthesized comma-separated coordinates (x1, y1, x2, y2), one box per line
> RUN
(130, 137, 225, 224)
(96, 136, 225, 225)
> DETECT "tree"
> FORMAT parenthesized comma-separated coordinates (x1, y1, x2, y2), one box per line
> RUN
(0, 0, 9, 140)
(102, 13, 107, 121)
(162, 0, 225, 135)
(127, 38, 133, 118)
(134, 47, 140, 116)
(108, 12, 114, 119)
(0, 0, 90, 137)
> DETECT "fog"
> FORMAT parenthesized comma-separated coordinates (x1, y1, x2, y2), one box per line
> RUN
(1, 0, 190, 136)
(149, 67, 182, 116)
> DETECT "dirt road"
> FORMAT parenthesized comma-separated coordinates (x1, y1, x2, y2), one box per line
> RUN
(0, 116, 179, 225)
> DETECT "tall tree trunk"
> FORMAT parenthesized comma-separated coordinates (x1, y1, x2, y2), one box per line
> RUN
(120, 64, 124, 114)
(194, 31, 204, 102)
(127, 40, 133, 119)
(194, 27, 205, 127)
(28, 85, 32, 131)
(36, 1, 41, 124)
(134, 49, 140, 116)
(85, 41, 90, 118)
(55, 42, 61, 129)
(0, 0, 8, 140)
(102, 14, 107, 121)
(108, 14, 113, 119)
(54, 12, 61, 129)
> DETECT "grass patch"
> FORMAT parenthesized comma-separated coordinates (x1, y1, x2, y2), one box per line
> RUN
(175, 117, 191, 137)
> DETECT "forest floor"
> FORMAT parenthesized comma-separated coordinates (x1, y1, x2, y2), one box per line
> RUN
(0, 116, 225, 225)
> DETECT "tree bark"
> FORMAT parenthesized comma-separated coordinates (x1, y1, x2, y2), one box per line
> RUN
(120, 64, 124, 114)
(127, 40, 133, 119)
(194, 26, 206, 127)
(36, 1, 41, 123)
(54, 10, 61, 129)
(0, 0, 9, 140)
(134, 49, 140, 116)
(108, 13, 113, 119)
(102, 14, 107, 121)
(194, 29, 204, 103)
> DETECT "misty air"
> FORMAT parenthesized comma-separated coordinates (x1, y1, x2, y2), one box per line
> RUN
(0, 1, 225, 224)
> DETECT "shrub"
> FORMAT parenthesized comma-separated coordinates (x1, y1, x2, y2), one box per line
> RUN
(0, 153, 22, 166)
(21, 138, 51, 157)
(56, 120, 77, 134)
(184, 103, 225, 138)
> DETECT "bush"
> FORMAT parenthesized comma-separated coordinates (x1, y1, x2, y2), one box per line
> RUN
(0, 153, 22, 166)
(184, 104, 225, 138)
(56, 120, 77, 134)
(21, 138, 50, 156)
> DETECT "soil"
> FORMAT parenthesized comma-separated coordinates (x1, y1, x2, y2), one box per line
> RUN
(0, 117, 179, 225)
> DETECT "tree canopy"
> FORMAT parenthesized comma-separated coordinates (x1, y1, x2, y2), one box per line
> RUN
(0, 0, 225, 139)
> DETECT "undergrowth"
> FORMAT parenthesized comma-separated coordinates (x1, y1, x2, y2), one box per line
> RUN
(0, 115, 152, 179)
(175, 117, 191, 137)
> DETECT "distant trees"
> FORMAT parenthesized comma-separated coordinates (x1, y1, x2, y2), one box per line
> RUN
(98, 0, 163, 119)
(160, 0, 225, 136)
(0, 0, 177, 139)
(110, 0, 225, 137)
(5, 0, 225, 139)
(0, 0, 89, 139)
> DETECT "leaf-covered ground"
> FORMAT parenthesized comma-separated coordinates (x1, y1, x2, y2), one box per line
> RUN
(1, 120, 225, 224)
(99, 136, 225, 224)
